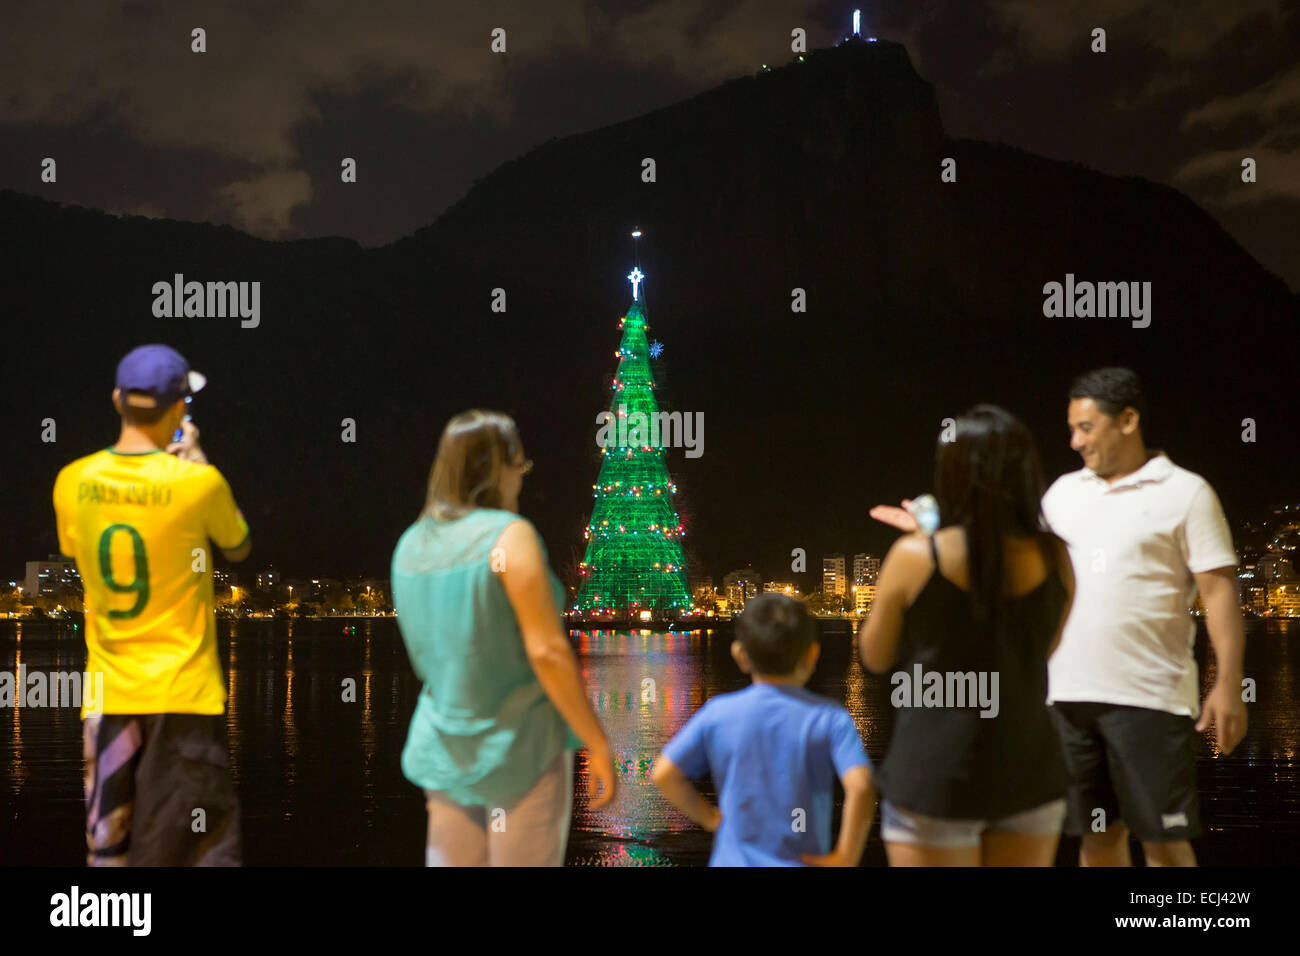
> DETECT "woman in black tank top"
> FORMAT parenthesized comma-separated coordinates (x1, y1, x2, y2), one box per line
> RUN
(858, 405, 1075, 866)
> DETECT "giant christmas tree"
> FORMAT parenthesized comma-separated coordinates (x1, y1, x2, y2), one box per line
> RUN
(574, 263, 692, 618)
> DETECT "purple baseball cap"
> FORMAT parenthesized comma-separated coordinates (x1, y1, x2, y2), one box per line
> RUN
(115, 344, 207, 408)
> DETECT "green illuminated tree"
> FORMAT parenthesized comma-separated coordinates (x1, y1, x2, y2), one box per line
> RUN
(575, 290, 691, 616)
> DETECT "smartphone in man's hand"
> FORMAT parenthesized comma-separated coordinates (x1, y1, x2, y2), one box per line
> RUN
(172, 396, 193, 443)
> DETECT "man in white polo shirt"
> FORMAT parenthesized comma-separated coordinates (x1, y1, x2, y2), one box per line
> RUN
(1043, 368, 1247, 867)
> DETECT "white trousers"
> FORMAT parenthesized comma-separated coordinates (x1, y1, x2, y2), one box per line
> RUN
(424, 750, 574, 866)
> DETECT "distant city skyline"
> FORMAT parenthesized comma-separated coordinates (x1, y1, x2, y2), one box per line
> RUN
(13, 501, 1299, 620)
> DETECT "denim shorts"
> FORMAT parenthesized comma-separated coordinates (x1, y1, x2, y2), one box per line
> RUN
(881, 797, 1067, 848)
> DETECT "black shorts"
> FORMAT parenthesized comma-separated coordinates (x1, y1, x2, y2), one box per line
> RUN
(1049, 701, 1200, 842)
(83, 713, 242, 866)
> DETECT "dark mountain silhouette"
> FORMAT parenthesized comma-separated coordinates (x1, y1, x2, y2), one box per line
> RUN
(2, 38, 1295, 589)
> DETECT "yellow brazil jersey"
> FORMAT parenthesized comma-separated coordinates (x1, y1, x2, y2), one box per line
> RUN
(53, 448, 250, 717)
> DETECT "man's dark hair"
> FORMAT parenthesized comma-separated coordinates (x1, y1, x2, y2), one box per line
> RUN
(119, 394, 172, 427)
(735, 592, 816, 675)
(1069, 367, 1147, 428)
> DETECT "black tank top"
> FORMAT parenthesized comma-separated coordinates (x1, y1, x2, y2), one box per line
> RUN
(872, 534, 1068, 819)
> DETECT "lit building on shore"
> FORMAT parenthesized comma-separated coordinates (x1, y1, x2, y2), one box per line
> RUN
(823, 554, 846, 597)
(1270, 585, 1300, 617)
(1259, 520, 1300, 616)
(852, 553, 880, 585)
(690, 578, 715, 604)
(854, 583, 877, 615)
(723, 569, 760, 612)
(1237, 562, 1267, 614)
(23, 556, 81, 597)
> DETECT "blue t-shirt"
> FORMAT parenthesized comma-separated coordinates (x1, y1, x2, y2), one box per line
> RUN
(661, 682, 870, 866)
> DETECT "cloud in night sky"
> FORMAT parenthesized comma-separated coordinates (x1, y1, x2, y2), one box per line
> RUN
(991, 0, 1284, 61)
(217, 168, 314, 235)
(1174, 61, 1300, 204)
(0, 1, 824, 233)
(1181, 58, 1300, 136)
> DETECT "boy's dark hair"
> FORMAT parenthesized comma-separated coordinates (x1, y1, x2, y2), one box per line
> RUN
(1069, 367, 1147, 430)
(736, 592, 816, 675)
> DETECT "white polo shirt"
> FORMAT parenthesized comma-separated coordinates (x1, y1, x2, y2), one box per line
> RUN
(1041, 452, 1237, 718)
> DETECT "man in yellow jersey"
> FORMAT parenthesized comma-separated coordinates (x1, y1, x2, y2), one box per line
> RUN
(53, 344, 251, 865)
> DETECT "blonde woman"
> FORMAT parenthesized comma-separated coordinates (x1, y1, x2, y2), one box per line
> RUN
(392, 410, 616, 865)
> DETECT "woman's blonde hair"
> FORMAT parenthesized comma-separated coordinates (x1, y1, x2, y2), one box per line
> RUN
(424, 410, 524, 520)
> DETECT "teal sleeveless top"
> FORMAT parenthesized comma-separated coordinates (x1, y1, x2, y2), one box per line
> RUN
(391, 508, 581, 807)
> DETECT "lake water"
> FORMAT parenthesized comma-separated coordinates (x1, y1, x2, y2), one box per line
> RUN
(1, 618, 1296, 865)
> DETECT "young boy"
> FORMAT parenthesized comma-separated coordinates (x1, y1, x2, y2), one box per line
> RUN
(652, 593, 874, 866)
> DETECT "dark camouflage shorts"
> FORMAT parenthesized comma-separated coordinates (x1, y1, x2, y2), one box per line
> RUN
(83, 713, 242, 866)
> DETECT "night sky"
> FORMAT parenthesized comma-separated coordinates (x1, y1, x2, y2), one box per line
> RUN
(3, 1, 1298, 585)
(2, 1, 1296, 288)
